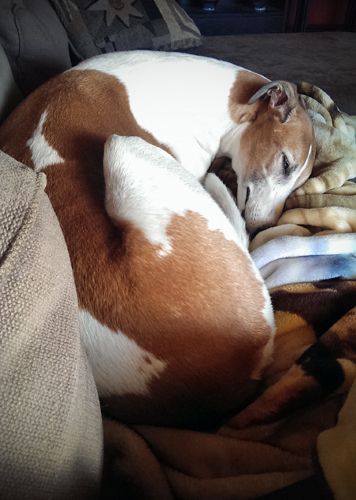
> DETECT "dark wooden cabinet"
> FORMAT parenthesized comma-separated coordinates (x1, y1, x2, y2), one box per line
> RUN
(178, 0, 290, 36)
(179, 0, 356, 36)
(291, 0, 356, 32)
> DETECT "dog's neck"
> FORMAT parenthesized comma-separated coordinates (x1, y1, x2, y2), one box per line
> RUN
(218, 120, 249, 159)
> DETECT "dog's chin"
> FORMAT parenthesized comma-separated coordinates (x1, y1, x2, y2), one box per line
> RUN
(245, 208, 282, 238)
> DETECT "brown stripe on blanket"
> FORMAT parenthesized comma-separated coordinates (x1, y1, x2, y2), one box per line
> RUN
(320, 305, 356, 362)
(296, 342, 345, 393)
(271, 280, 356, 337)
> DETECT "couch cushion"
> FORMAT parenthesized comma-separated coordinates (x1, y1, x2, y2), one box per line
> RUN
(50, 0, 201, 60)
(0, 151, 103, 499)
(0, 0, 72, 94)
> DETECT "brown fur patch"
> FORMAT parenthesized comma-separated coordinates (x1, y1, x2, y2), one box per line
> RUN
(101, 211, 271, 425)
(229, 70, 269, 123)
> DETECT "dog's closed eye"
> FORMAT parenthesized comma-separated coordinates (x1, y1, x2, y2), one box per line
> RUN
(282, 153, 290, 175)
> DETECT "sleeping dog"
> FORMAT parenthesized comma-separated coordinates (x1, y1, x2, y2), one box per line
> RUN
(0, 51, 315, 425)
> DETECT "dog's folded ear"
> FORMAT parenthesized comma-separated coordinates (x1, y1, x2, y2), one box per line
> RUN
(248, 80, 299, 123)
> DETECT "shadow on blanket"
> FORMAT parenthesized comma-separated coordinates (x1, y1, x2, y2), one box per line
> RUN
(102, 85, 356, 500)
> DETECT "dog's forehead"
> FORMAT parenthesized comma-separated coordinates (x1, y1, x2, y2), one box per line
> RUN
(284, 110, 314, 158)
(241, 104, 313, 167)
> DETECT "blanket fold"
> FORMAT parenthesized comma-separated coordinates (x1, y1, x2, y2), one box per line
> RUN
(251, 234, 356, 288)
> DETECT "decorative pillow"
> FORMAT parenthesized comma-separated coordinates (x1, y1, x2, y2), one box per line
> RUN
(50, 0, 202, 61)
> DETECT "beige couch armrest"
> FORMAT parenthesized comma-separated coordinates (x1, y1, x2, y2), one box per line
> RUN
(0, 151, 103, 499)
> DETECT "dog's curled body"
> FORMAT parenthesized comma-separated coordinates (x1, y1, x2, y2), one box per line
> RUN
(0, 51, 314, 425)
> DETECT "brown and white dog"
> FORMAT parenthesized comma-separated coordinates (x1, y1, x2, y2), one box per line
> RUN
(0, 51, 315, 426)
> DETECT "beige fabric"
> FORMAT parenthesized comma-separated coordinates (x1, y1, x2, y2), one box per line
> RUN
(0, 151, 103, 499)
(278, 206, 356, 233)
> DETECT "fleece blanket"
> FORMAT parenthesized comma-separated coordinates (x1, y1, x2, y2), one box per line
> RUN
(102, 86, 356, 500)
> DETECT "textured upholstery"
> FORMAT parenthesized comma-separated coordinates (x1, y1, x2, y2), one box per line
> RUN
(0, 151, 103, 499)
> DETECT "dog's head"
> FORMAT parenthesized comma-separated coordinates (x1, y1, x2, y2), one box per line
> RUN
(231, 80, 315, 234)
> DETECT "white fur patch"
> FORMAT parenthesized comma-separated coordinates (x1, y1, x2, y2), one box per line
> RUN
(80, 309, 167, 397)
(73, 51, 244, 179)
(26, 109, 64, 171)
(103, 135, 246, 257)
